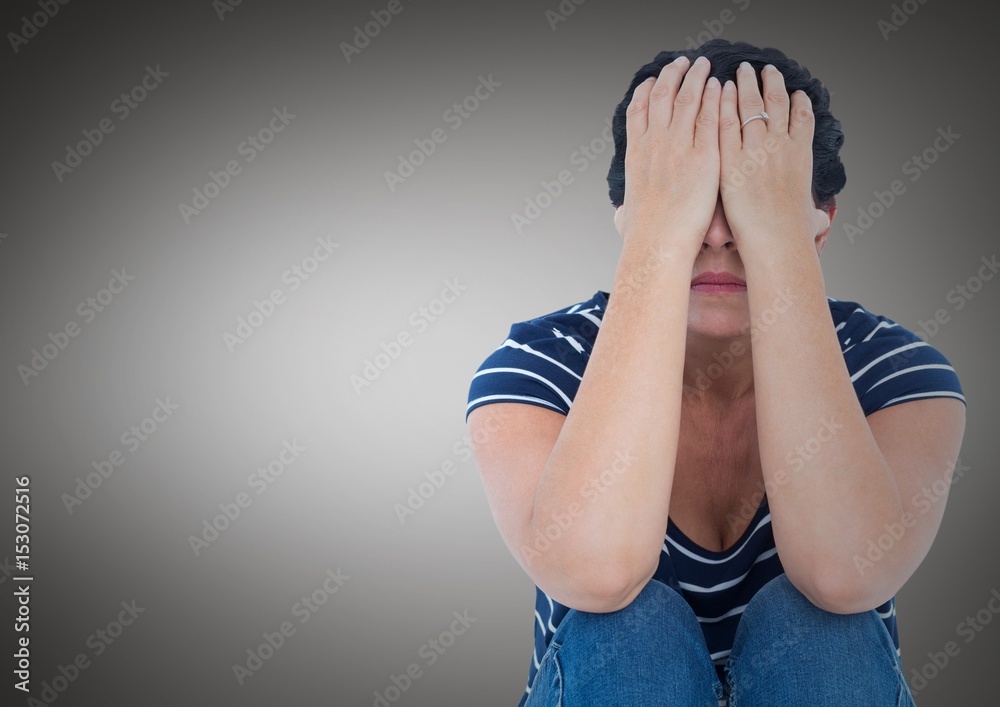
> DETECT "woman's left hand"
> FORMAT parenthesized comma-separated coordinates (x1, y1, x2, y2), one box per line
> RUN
(718, 62, 830, 251)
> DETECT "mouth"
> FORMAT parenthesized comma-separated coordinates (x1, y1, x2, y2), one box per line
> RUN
(691, 271, 747, 293)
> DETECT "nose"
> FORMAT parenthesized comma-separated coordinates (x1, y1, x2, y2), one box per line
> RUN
(702, 195, 735, 251)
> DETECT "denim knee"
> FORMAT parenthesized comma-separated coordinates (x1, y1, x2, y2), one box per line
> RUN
(726, 573, 908, 705)
(538, 579, 724, 707)
(736, 572, 887, 648)
(552, 578, 700, 645)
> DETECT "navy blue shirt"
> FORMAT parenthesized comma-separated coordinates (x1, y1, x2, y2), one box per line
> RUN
(466, 289, 966, 706)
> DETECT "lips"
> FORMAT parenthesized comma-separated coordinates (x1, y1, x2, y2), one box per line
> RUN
(691, 271, 746, 287)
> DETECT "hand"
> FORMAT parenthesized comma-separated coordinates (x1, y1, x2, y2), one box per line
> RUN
(718, 62, 831, 250)
(614, 55, 722, 256)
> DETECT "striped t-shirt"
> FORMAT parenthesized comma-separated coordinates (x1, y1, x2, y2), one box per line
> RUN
(465, 288, 966, 707)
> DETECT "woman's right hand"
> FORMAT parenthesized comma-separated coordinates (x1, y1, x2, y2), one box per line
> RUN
(613, 55, 722, 257)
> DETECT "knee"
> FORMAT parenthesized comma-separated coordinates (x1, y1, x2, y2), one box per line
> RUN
(740, 573, 880, 640)
(555, 579, 695, 641)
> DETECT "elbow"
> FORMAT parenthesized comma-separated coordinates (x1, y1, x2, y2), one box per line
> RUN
(541, 555, 659, 614)
(790, 565, 889, 616)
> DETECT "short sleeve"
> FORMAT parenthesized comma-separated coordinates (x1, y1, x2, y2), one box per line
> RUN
(840, 307, 966, 416)
(465, 320, 588, 423)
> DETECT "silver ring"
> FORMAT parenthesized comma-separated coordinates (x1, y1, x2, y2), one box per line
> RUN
(740, 111, 769, 128)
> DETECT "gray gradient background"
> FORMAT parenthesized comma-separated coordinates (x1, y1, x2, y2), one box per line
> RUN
(1, 0, 996, 705)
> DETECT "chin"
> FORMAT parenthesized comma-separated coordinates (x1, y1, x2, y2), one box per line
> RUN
(688, 309, 750, 340)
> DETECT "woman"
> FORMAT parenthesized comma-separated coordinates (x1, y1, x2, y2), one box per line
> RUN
(465, 39, 966, 706)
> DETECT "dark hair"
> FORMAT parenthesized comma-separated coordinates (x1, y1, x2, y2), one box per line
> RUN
(607, 39, 846, 209)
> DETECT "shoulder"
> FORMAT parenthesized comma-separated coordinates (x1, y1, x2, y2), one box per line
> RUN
(826, 296, 966, 416)
(465, 290, 607, 422)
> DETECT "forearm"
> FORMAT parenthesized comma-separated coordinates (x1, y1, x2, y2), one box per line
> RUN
(527, 235, 694, 610)
(742, 239, 907, 612)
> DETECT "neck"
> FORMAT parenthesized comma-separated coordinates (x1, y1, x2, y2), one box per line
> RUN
(681, 329, 755, 404)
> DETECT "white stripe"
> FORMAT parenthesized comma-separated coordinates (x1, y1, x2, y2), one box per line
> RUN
(500, 339, 584, 381)
(471, 366, 573, 408)
(546, 594, 557, 633)
(697, 604, 748, 624)
(664, 515, 772, 564)
(710, 649, 732, 661)
(835, 321, 846, 332)
(576, 309, 602, 328)
(850, 341, 929, 382)
(532, 645, 540, 669)
(677, 548, 779, 593)
(862, 320, 899, 342)
(863, 364, 955, 394)
(551, 327, 585, 354)
(877, 605, 896, 620)
(534, 610, 547, 638)
(566, 303, 582, 314)
(466, 394, 565, 413)
(880, 390, 966, 407)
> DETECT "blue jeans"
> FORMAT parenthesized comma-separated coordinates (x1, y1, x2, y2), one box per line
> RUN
(524, 574, 917, 706)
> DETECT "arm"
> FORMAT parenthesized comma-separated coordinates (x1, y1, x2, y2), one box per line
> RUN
(470, 56, 722, 613)
(719, 63, 967, 613)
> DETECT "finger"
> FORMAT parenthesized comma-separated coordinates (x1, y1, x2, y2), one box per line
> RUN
(788, 89, 815, 145)
(760, 64, 789, 135)
(719, 79, 741, 155)
(693, 75, 721, 152)
(669, 55, 712, 132)
(735, 61, 767, 137)
(647, 55, 691, 134)
(625, 76, 657, 140)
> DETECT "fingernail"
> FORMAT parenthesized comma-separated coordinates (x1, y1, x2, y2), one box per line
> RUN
(739, 61, 752, 71)
(707, 76, 720, 88)
(694, 56, 708, 67)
